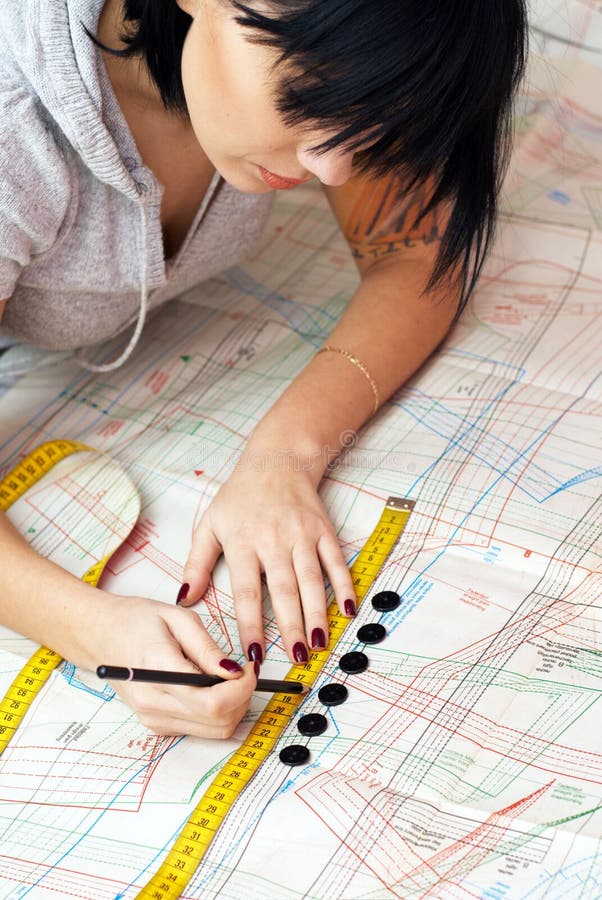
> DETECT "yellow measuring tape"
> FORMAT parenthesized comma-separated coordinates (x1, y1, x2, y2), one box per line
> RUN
(137, 495, 414, 900)
(0, 439, 117, 755)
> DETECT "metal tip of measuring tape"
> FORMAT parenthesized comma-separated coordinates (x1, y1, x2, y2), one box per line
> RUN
(386, 497, 415, 511)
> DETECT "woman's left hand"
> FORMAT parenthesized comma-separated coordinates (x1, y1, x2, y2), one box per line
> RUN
(178, 452, 356, 665)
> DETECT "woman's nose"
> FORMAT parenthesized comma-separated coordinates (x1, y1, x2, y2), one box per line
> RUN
(296, 144, 355, 187)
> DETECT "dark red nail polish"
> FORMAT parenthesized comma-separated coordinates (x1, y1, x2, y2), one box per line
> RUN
(176, 583, 190, 604)
(247, 642, 263, 664)
(311, 628, 327, 650)
(344, 599, 356, 617)
(253, 660, 260, 677)
(220, 658, 242, 673)
(293, 642, 308, 663)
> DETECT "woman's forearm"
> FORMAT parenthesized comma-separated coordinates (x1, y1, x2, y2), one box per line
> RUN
(0, 509, 107, 669)
(244, 255, 459, 480)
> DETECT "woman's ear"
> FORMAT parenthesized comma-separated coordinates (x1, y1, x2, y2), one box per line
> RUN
(175, 0, 199, 15)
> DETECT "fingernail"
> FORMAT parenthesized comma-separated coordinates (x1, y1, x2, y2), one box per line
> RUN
(247, 642, 263, 664)
(253, 660, 260, 677)
(176, 583, 190, 605)
(344, 599, 356, 617)
(220, 658, 242, 673)
(293, 641, 308, 663)
(311, 628, 327, 650)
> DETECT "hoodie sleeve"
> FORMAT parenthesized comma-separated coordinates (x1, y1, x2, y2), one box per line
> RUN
(0, 80, 72, 299)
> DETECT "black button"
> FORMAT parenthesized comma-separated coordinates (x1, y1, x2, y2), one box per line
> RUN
(297, 713, 328, 736)
(339, 651, 368, 674)
(318, 683, 348, 706)
(279, 744, 310, 766)
(371, 590, 400, 612)
(357, 623, 386, 644)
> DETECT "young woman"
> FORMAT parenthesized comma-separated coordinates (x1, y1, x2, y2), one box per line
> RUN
(0, 0, 527, 737)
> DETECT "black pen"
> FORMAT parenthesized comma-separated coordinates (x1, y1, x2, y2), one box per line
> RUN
(97, 665, 308, 694)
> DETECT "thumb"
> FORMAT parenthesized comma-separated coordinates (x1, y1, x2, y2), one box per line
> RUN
(170, 606, 247, 680)
(178, 518, 222, 607)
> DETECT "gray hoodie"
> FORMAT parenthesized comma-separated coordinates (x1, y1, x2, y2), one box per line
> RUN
(0, 0, 273, 371)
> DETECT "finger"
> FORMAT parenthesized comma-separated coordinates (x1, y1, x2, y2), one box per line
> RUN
(262, 553, 308, 664)
(137, 696, 251, 739)
(179, 518, 222, 606)
(316, 532, 357, 618)
(111, 681, 180, 730)
(169, 607, 244, 679)
(167, 661, 257, 721)
(142, 718, 244, 739)
(121, 668, 255, 738)
(224, 543, 265, 665)
(108, 619, 231, 717)
(291, 541, 329, 650)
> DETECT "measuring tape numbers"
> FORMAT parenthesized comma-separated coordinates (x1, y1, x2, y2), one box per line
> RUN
(138, 496, 414, 900)
(0, 440, 121, 755)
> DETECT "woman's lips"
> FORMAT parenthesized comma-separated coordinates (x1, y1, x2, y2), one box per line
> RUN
(257, 165, 310, 190)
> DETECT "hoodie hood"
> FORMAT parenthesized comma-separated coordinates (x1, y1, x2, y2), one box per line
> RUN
(0, 0, 161, 371)
(2, 0, 146, 203)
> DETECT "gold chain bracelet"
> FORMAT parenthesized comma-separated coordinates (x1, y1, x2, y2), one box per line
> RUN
(315, 345, 380, 414)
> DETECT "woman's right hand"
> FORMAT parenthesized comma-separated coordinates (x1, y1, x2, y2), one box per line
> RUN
(89, 593, 257, 738)
(0, 509, 254, 739)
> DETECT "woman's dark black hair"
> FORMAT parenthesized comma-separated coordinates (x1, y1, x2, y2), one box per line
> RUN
(90, 0, 528, 312)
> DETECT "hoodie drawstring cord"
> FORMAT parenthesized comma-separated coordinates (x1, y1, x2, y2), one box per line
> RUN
(75, 200, 149, 373)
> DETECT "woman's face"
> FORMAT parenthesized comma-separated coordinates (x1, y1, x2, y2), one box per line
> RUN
(179, 0, 357, 192)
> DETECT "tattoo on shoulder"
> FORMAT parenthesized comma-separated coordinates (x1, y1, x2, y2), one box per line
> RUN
(345, 175, 443, 262)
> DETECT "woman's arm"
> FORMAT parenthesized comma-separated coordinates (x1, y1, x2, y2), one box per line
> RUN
(181, 173, 460, 662)
(0, 508, 256, 735)
(247, 173, 458, 467)
(0, 298, 257, 737)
